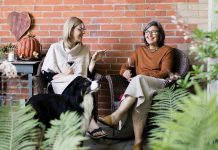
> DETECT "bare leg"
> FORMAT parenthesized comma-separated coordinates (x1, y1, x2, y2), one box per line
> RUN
(132, 104, 146, 145)
(112, 95, 136, 124)
(132, 100, 151, 144)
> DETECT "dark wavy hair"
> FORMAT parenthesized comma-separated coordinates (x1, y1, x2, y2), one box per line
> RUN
(143, 21, 165, 47)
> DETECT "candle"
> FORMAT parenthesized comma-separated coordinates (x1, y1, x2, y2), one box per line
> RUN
(8, 52, 14, 61)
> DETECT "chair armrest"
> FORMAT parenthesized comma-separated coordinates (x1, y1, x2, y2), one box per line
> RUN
(105, 74, 129, 112)
(32, 75, 48, 94)
(94, 73, 103, 81)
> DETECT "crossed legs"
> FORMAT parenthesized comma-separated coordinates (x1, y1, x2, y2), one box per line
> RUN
(98, 95, 148, 149)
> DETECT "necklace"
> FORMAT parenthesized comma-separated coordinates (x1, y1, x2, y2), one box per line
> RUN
(148, 47, 158, 52)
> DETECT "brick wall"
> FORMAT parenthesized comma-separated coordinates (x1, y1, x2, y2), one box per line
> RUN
(0, 0, 208, 116)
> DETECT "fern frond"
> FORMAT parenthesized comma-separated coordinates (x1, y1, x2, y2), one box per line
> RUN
(42, 111, 88, 150)
(149, 87, 218, 150)
(150, 86, 189, 123)
(0, 105, 40, 150)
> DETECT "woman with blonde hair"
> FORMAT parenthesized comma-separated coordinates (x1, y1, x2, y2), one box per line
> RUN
(42, 17, 107, 139)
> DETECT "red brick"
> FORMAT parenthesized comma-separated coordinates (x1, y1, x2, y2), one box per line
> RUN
(122, 24, 141, 30)
(104, 0, 125, 4)
(62, 12, 83, 17)
(91, 18, 113, 24)
(99, 38, 119, 43)
(72, 5, 93, 10)
(84, 11, 103, 17)
(155, 4, 174, 10)
(41, 0, 62, 5)
(125, 11, 145, 17)
(111, 31, 132, 37)
(83, 38, 98, 43)
(84, 0, 104, 4)
(146, 11, 167, 16)
(113, 18, 135, 23)
(135, 5, 155, 10)
(34, 6, 53, 11)
(63, 0, 83, 4)
(103, 11, 125, 17)
(90, 31, 111, 37)
(94, 5, 113, 10)
(120, 38, 142, 43)
(53, 6, 72, 11)
(101, 25, 121, 30)
(43, 12, 62, 17)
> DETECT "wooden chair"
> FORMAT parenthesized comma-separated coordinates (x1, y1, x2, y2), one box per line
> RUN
(104, 48, 191, 139)
(32, 58, 103, 120)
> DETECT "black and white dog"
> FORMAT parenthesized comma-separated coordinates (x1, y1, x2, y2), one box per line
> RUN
(27, 76, 100, 133)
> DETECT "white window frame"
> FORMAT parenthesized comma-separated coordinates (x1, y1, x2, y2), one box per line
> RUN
(208, 0, 218, 31)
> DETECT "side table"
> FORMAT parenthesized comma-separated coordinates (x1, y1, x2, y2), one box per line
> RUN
(2, 60, 40, 98)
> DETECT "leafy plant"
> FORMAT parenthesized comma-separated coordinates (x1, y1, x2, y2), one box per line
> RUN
(0, 105, 40, 150)
(42, 111, 88, 150)
(0, 105, 88, 150)
(171, 15, 218, 83)
(190, 28, 218, 60)
(0, 43, 15, 54)
(176, 72, 194, 89)
(148, 86, 189, 136)
(149, 85, 218, 150)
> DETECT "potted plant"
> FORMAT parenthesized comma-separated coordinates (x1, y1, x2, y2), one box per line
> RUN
(0, 43, 15, 61)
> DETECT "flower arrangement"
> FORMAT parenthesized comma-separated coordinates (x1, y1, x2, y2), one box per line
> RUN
(0, 60, 17, 78)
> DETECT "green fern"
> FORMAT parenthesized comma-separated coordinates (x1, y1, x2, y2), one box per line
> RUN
(0, 105, 40, 150)
(149, 85, 189, 124)
(42, 111, 88, 150)
(149, 85, 218, 150)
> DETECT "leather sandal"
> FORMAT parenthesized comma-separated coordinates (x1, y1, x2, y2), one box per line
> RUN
(131, 142, 143, 150)
(87, 127, 108, 139)
(98, 115, 115, 128)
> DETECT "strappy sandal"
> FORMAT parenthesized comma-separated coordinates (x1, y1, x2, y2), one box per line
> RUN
(87, 127, 107, 139)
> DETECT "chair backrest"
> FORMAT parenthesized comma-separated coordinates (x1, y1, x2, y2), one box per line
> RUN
(171, 48, 190, 78)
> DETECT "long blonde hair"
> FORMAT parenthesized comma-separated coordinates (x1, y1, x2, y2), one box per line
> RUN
(63, 17, 83, 49)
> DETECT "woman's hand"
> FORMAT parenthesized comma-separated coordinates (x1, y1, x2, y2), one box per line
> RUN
(91, 50, 106, 63)
(89, 50, 107, 73)
(123, 69, 132, 82)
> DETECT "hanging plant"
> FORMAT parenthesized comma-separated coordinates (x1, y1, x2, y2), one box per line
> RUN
(17, 32, 41, 60)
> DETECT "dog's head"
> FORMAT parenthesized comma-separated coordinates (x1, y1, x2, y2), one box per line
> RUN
(78, 78, 100, 96)
(68, 76, 100, 97)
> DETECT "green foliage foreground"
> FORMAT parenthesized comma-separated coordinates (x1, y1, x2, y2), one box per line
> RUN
(149, 85, 218, 150)
(0, 105, 88, 150)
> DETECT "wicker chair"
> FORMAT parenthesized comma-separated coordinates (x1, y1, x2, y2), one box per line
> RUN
(32, 58, 103, 120)
(104, 48, 190, 139)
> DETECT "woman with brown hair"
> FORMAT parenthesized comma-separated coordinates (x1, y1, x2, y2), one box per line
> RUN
(98, 21, 174, 150)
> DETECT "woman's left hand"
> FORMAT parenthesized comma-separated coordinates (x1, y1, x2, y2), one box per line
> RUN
(91, 50, 106, 63)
